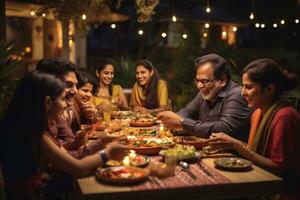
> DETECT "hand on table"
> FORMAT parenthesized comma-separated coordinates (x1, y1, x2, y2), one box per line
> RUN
(207, 132, 242, 151)
(157, 111, 182, 129)
(105, 141, 129, 161)
(133, 106, 150, 114)
(98, 132, 125, 146)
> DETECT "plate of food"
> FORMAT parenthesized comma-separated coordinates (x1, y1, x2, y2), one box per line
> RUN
(123, 127, 159, 137)
(159, 144, 201, 163)
(173, 136, 208, 150)
(111, 111, 137, 119)
(106, 155, 150, 168)
(130, 119, 154, 127)
(130, 113, 155, 127)
(213, 157, 253, 171)
(95, 166, 149, 184)
(126, 136, 174, 155)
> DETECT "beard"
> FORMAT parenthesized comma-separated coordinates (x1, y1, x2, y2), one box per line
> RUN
(201, 86, 222, 101)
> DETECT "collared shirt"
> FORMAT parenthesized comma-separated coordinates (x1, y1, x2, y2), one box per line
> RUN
(177, 80, 251, 141)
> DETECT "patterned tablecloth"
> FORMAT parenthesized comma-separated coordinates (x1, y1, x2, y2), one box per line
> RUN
(131, 157, 231, 191)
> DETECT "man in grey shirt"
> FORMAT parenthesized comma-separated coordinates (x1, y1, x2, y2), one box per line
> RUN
(158, 54, 251, 141)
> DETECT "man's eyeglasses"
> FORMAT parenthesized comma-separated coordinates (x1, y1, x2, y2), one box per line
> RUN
(193, 78, 216, 87)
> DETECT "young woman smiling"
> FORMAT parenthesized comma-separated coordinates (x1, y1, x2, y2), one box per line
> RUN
(207, 59, 300, 200)
(130, 59, 169, 114)
(91, 58, 129, 111)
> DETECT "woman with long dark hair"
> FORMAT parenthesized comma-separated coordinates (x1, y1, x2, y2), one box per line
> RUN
(92, 58, 129, 111)
(130, 59, 169, 114)
(0, 71, 128, 199)
(207, 59, 300, 200)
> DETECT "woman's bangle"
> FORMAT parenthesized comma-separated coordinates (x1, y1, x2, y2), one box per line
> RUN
(98, 150, 109, 166)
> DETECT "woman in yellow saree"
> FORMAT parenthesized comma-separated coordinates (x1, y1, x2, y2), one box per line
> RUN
(130, 59, 169, 114)
(91, 58, 129, 111)
(207, 59, 300, 200)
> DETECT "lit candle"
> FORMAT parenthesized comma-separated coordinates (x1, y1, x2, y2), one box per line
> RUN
(159, 124, 164, 132)
(129, 150, 136, 159)
(123, 156, 130, 166)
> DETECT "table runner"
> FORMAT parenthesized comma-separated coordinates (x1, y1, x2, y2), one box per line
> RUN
(131, 158, 232, 190)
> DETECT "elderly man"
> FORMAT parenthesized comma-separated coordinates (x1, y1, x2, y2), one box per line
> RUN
(158, 54, 251, 141)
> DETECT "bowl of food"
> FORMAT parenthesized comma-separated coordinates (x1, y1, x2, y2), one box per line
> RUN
(159, 144, 201, 163)
(127, 136, 174, 155)
(173, 136, 208, 150)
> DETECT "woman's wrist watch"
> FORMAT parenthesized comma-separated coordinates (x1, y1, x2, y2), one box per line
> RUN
(98, 150, 109, 165)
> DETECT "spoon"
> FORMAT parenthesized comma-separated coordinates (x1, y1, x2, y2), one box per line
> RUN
(179, 161, 189, 170)
(179, 161, 197, 179)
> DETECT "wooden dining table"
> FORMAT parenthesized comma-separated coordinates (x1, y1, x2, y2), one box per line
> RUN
(75, 155, 283, 200)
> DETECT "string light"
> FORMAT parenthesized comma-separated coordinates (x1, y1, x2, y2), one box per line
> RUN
(30, 11, 35, 16)
(232, 26, 237, 32)
(138, 29, 143, 35)
(280, 20, 285, 25)
(203, 33, 208, 37)
(111, 24, 116, 29)
(172, 15, 177, 22)
(273, 23, 278, 28)
(182, 34, 188, 39)
(249, 0, 255, 20)
(204, 23, 210, 29)
(255, 23, 260, 28)
(81, 14, 87, 20)
(161, 32, 167, 38)
(42, 13, 46, 18)
(295, 19, 299, 24)
(206, 0, 211, 13)
(206, 7, 211, 13)
(249, 12, 254, 20)
(260, 24, 265, 28)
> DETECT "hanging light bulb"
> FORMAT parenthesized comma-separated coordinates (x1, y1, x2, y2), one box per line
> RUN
(138, 29, 143, 35)
(30, 11, 35, 16)
(249, 12, 254, 20)
(182, 34, 188, 39)
(232, 26, 237, 32)
(203, 33, 208, 38)
(295, 19, 299, 24)
(161, 32, 167, 38)
(42, 13, 46, 18)
(260, 24, 265, 28)
(206, 0, 211, 13)
(82, 14, 87, 20)
(273, 23, 278, 28)
(255, 23, 260, 28)
(204, 23, 210, 29)
(280, 20, 285, 25)
(206, 7, 211, 13)
(111, 24, 116, 29)
(172, 15, 177, 22)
